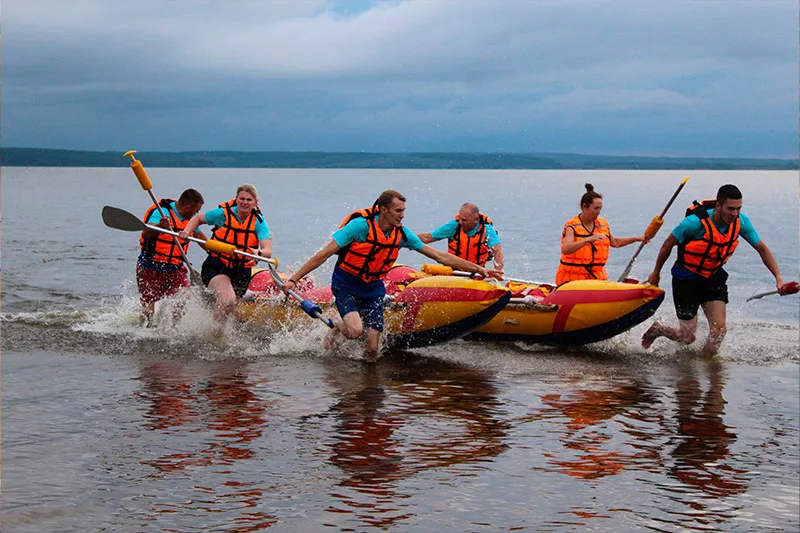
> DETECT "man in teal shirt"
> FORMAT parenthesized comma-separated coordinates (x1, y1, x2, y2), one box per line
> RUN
(641, 184, 784, 356)
(417, 202, 504, 271)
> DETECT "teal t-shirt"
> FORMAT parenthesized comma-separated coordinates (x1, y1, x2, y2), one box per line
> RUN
(431, 219, 500, 247)
(204, 206, 271, 240)
(671, 210, 759, 280)
(332, 216, 424, 251)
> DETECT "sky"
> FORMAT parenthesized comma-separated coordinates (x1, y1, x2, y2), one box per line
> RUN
(2, 0, 798, 157)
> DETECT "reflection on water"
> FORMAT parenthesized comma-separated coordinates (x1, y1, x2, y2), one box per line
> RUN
(307, 358, 510, 530)
(663, 361, 749, 530)
(538, 380, 661, 480)
(136, 359, 277, 531)
(2, 348, 797, 532)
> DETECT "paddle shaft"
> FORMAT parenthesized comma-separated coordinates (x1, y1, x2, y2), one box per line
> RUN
(617, 176, 690, 282)
(144, 221, 276, 266)
(746, 281, 800, 301)
(266, 263, 334, 328)
(102, 205, 276, 266)
(126, 150, 201, 284)
(446, 267, 547, 286)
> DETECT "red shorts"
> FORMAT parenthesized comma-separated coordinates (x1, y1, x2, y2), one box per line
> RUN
(136, 264, 190, 312)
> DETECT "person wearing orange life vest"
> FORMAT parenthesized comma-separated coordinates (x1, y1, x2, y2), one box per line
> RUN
(641, 184, 785, 356)
(555, 183, 646, 285)
(417, 202, 504, 271)
(281, 190, 504, 362)
(179, 184, 272, 322)
(137, 188, 207, 323)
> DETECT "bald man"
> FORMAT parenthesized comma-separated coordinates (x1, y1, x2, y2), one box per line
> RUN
(417, 202, 504, 271)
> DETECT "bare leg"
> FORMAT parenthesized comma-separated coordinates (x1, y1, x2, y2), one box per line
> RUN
(642, 317, 698, 349)
(208, 275, 237, 324)
(700, 300, 727, 356)
(323, 311, 362, 349)
(323, 312, 347, 349)
(363, 329, 381, 362)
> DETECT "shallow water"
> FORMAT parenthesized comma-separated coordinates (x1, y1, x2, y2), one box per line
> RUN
(2, 167, 798, 531)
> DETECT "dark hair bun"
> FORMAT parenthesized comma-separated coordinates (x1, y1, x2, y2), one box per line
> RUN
(584, 183, 594, 193)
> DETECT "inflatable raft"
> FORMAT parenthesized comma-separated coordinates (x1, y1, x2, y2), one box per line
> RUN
(237, 266, 511, 349)
(416, 265, 665, 345)
(466, 278, 665, 344)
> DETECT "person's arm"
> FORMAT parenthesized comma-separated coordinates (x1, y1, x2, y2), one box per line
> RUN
(178, 212, 207, 239)
(195, 230, 209, 251)
(646, 233, 678, 286)
(491, 243, 504, 271)
(609, 234, 646, 248)
(752, 240, 785, 290)
(561, 226, 606, 255)
(255, 238, 272, 259)
(417, 245, 504, 280)
(417, 232, 436, 244)
(141, 210, 172, 240)
(281, 240, 341, 294)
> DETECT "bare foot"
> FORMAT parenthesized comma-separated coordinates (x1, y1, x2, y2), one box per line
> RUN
(641, 321, 662, 349)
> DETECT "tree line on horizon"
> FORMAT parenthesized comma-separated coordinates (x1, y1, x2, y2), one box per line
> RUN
(1, 147, 797, 170)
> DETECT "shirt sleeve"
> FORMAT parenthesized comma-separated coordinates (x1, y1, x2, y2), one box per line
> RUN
(255, 218, 271, 240)
(203, 207, 226, 228)
(332, 218, 369, 247)
(737, 212, 761, 246)
(145, 209, 163, 225)
(485, 224, 501, 247)
(671, 216, 705, 245)
(430, 219, 459, 241)
(401, 227, 426, 251)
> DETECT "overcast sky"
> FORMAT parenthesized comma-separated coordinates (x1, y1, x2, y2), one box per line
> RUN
(3, 0, 798, 157)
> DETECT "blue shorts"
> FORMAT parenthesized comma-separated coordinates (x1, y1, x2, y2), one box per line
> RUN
(331, 269, 385, 332)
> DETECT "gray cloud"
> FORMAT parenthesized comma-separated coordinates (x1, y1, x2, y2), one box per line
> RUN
(3, 0, 797, 156)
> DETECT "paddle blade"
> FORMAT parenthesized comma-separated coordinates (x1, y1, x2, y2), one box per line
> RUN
(779, 281, 799, 296)
(102, 205, 147, 231)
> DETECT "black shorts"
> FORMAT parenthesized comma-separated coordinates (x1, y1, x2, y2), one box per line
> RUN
(201, 256, 252, 298)
(672, 271, 729, 321)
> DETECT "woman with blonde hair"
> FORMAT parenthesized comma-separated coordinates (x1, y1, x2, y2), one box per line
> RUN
(180, 184, 271, 321)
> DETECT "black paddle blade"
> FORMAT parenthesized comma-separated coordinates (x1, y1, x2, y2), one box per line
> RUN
(102, 205, 147, 231)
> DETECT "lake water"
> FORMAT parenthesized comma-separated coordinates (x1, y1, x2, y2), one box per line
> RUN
(2, 167, 798, 532)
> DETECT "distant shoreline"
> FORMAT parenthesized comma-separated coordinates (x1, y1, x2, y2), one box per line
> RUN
(1, 147, 797, 170)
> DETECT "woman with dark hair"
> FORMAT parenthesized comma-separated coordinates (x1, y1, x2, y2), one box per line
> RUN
(555, 183, 646, 285)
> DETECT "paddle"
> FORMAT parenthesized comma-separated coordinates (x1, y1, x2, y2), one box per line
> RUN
(123, 150, 202, 285)
(264, 263, 335, 328)
(102, 205, 278, 267)
(746, 281, 800, 302)
(420, 264, 548, 287)
(617, 175, 690, 282)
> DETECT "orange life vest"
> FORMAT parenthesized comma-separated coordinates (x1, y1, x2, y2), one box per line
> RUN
(139, 198, 190, 265)
(447, 213, 495, 266)
(678, 200, 740, 278)
(335, 206, 403, 283)
(555, 215, 611, 285)
(210, 199, 264, 268)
